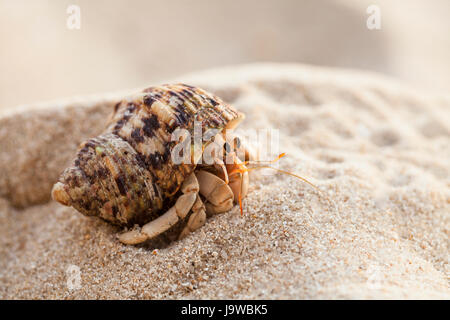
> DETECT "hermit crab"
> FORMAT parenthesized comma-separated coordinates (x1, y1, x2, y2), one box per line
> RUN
(52, 84, 256, 245)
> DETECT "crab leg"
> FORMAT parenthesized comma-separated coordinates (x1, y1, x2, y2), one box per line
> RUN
(118, 173, 199, 245)
(178, 195, 207, 240)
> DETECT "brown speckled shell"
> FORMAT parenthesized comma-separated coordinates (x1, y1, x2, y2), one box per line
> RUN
(54, 84, 241, 226)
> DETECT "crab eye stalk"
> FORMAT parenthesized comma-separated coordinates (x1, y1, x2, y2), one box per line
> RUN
(224, 142, 232, 153)
(234, 137, 241, 149)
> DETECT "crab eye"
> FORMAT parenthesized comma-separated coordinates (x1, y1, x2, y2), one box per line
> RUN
(224, 142, 232, 153)
(234, 137, 241, 149)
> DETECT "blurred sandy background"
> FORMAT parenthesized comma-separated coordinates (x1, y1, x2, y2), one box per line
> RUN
(0, 0, 449, 110)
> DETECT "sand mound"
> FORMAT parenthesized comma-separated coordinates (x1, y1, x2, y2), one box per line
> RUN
(0, 63, 448, 299)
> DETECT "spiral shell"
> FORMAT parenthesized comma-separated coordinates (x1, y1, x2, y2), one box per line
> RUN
(52, 84, 243, 226)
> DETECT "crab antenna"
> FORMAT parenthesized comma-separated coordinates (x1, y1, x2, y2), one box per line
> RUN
(245, 166, 320, 192)
(245, 153, 321, 192)
(244, 152, 286, 166)
(234, 153, 339, 220)
(238, 191, 243, 216)
(231, 153, 325, 216)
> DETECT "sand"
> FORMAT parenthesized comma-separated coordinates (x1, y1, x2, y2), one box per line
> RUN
(0, 63, 449, 299)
